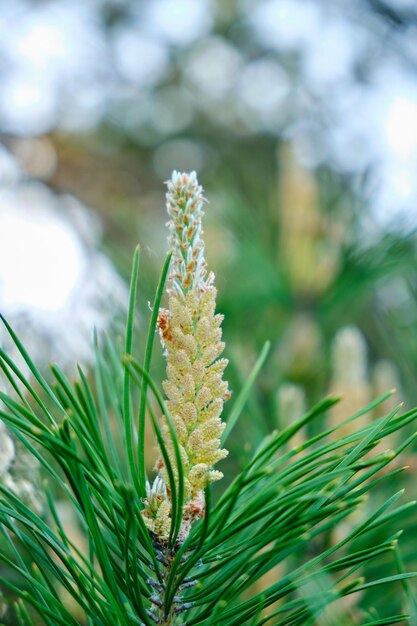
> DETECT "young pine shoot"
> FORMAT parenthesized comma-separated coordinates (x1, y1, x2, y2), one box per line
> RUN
(0, 172, 415, 626)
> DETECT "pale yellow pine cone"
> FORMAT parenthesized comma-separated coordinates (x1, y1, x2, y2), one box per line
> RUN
(276, 382, 306, 449)
(278, 142, 341, 296)
(142, 171, 229, 541)
(329, 326, 371, 438)
(372, 359, 400, 418)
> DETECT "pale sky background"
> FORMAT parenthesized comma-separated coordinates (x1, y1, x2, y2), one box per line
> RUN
(0, 0, 416, 358)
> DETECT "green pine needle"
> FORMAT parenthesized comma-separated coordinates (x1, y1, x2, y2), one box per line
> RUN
(0, 250, 415, 625)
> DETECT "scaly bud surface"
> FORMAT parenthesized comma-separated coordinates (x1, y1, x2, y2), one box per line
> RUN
(142, 172, 229, 542)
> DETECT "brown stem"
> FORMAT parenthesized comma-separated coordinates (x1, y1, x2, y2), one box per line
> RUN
(156, 547, 176, 625)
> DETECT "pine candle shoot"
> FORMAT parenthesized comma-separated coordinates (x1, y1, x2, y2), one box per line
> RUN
(0, 171, 416, 626)
(143, 171, 230, 542)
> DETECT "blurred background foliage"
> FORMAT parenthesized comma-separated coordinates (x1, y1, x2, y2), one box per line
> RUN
(1, 0, 417, 622)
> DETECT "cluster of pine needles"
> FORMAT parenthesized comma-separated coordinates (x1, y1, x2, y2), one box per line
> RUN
(0, 245, 416, 625)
